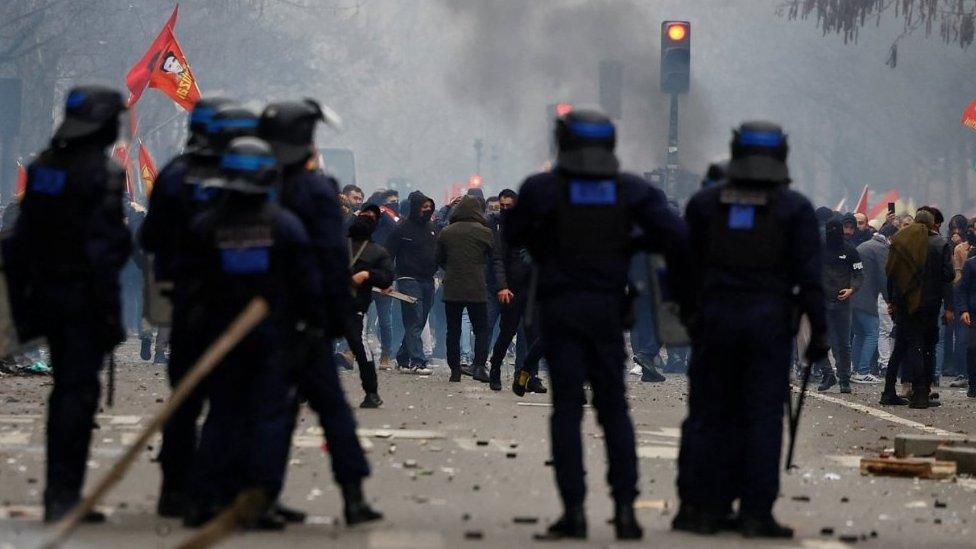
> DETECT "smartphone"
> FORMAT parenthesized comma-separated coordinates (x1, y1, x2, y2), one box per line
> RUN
(887, 202, 896, 215)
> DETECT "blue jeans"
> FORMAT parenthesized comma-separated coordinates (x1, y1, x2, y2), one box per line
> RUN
(396, 278, 434, 367)
(851, 309, 880, 376)
(371, 293, 394, 357)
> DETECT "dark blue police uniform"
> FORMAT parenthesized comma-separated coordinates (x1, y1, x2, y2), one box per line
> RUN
(675, 122, 826, 538)
(503, 109, 692, 541)
(7, 86, 132, 522)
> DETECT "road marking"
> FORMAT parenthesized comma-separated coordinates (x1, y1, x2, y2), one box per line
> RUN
(796, 388, 957, 437)
(637, 445, 678, 460)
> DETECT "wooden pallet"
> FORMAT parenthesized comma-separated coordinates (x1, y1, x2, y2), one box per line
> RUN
(860, 456, 957, 479)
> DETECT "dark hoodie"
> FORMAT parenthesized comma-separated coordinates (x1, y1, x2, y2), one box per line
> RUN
(822, 216, 864, 305)
(365, 191, 397, 248)
(385, 190, 437, 281)
(348, 209, 395, 313)
(436, 195, 494, 302)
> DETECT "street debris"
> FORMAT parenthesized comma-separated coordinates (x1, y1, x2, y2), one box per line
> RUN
(860, 456, 956, 480)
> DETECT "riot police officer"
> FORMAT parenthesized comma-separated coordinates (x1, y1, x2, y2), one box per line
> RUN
(675, 122, 828, 538)
(179, 136, 324, 527)
(258, 100, 381, 526)
(504, 108, 693, 541)
(8, 86, 132, 522)
(140, 99, 261, 517)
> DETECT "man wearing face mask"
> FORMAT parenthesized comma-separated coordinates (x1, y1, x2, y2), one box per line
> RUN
(817, 215, 864, 393)
(386, 190, 438, 375)
(345, 205, 394, 407)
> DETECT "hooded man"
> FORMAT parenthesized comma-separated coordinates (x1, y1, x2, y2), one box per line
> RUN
(436, 195, 494, 384)
(884, 210, 954, 408)
(345, 205, 394, 408)
(386, 189, 437, 374)
(816, 215, 864, 393)
(364, 190, 399, 369)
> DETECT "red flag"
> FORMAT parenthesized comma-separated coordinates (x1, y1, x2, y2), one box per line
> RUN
(15, 161, 26, 199)
(867, 190, 901, 220)
(112, 143, 134, 198)
(963, 98, 976, 131)
(138, 142, 158, 197)
(126, 6, 179, 106)
(125, 5, 201, 110)
(853, 185, 870, 215)
(128, 103, 139, 141)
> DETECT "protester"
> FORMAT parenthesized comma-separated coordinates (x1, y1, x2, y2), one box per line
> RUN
(436, 195, 494, 384)
(386, 190, 438, 375)
(817, 215, 863, 393)
(850, 224, 890, 384)
(345, 205, 394, 408)
(883, 210, 953, 408)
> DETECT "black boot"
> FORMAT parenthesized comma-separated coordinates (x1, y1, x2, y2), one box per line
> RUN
(341, 482, 383, 525)
(671, 504, 722, 535)
(613, 502, 643, 540)
(248, 509, 287, 531)
(909, 385, 931, 409)
(512, 370, 530, 397)
(817, 372, 837, 392)
(968, 386, 976, 398)
(360, 392, 383, 409)
(488, 363, 502, 391)
(140, 338, 152, 361)
(839, 379, 852, 394)
(274, 502, 307, 523)
(157, 488, 185, 518)
(535, 505, 586, 540)
(44, 499, 106, 524)
(472, 364, 489, 383)
(640, 365, 666, 383)
(527, 376, 548, 394)
(879, 392, 909, 406)
(739, 514, 794, 538)
(449, 369, 461, 382)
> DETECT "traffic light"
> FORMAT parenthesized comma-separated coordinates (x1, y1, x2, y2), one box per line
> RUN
(660, 20, 690, 94)
(547, 102, 574, 120)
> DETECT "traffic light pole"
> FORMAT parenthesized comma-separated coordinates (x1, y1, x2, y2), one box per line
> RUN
(666, 92, 680, 196)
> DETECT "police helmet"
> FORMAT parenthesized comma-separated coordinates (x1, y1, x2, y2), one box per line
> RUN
(206, 106, 259, 155)
(53, 85, 126, 144)
(218, 137, 280, 194)
(259, 99, 342, 167)
(187, 97, 235, 148)
(554, 109, 619, 178)
(727, 121, 790, 184)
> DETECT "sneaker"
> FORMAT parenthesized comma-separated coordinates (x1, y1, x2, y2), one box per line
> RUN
(879, 393, 909, 406)
(399, 364, 432, 376)
(641, 366, 666, 383)
(140, 338, 152, 361)
(968, 387, 975, 398)
(629, 364, 643, 376)
(851, 373, 882, 384)
(839, 381, 852, 394)
(378, 355, 392, 371)
(527, 377, 548, 394)
(949, 378, 969, 388)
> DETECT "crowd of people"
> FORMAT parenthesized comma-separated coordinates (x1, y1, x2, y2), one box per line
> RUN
(811, 203, 975, 408)
(6, 83, 974, 544)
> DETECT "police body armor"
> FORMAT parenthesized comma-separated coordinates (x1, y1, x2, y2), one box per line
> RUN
(0, 150, 125, 357)
(554, 175, 629, 269)
(142, 154, 222, 328)
(208, 206, 277, 310)
(705, 184, 787, 274)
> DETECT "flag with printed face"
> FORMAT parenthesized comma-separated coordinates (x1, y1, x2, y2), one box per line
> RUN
(138, 142, 158, 197)
(126, 5, 201, 110)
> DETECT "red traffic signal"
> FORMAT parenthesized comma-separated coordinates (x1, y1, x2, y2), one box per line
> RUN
(666, 22, 688, 42)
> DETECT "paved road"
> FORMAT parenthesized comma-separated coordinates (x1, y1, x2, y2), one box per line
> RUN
(2, 338, 976, 548)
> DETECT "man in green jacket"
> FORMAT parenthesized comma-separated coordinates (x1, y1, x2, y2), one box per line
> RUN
(436, 195, 495, 386)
